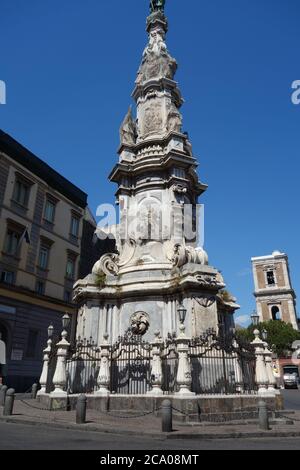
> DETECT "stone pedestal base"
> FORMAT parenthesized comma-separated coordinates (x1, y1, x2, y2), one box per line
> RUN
(38, 393, 283, 422)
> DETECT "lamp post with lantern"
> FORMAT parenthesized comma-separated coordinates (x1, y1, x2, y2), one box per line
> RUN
(251, 310, 260, 327)
(175, 302, 195, 397)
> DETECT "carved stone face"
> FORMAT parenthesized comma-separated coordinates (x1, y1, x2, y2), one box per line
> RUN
(130, 312, 150, 336)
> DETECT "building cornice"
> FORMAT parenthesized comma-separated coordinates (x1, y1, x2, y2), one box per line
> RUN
(0, 284, 76, 314)
(0, 130, 87, 209)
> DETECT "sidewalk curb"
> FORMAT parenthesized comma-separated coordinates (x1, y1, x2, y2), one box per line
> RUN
(1, 415, 300, 441)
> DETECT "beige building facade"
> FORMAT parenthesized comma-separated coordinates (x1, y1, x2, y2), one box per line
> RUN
(252, 251, 298, 330)
(0, 130, 88, 390)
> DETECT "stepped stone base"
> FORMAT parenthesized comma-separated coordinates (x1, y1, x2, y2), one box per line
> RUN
(38, 393, 283, 423)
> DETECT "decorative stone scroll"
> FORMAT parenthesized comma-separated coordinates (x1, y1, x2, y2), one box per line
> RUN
(93, 253, 120, 277)
(170, 244, 209, 268)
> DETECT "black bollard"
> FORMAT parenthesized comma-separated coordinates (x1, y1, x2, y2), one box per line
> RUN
(31, 383, 39, 399)
(0, 385, 8, 407)
(258, 400, 269, 431)
(76, 394, 87, 424)
(3, 389, 15, 416)
(161, 399, 173, 433)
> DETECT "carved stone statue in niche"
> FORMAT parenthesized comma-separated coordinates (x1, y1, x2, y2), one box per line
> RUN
(120, 107, 137, 146)
(184, 132, 193, 156)
(136, 26, 177, 84)
(167, 110, 182, 133)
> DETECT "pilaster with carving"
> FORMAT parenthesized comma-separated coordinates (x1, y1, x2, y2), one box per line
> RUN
(51, 330, 70, 397)
(251, 330, 269, 395)
(95, 334, 111, 396)
(148, 331, 164, 396)
(175, 324, 195, 396)
(263, 343, 277, 394)
(38, 338, 52, 396)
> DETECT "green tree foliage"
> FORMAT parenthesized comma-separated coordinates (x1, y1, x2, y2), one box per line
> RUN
(237, 321, 300, 357)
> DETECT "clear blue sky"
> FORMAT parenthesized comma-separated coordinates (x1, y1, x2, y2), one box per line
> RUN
(1, 0, 299, 326)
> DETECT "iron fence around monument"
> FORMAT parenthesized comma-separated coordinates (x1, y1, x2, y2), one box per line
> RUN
(189, 331, 257, 395)
(161, 334, 179, 394)
(110, 331, 152, 395)
(45, 329, 257, 396)
(66, 338, 101, 394)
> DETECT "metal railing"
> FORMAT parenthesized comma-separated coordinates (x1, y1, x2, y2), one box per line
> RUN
(46, 329, 257, 396)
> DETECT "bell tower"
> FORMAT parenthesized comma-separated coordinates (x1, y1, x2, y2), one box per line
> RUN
(252, 251, 298, 330)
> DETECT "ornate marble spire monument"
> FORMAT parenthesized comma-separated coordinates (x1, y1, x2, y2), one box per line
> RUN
(74, 1, 239, 344)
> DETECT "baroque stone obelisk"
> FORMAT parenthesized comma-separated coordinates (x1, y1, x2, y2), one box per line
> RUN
(74, 1, 239, 344)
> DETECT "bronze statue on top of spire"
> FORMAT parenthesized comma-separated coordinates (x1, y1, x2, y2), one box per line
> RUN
(150, 0, 165, 14)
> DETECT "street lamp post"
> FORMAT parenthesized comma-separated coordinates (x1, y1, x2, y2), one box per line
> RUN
(177, 303, 187, 326)
(175, 302, 195, 397)
(251, 310, 260, 327)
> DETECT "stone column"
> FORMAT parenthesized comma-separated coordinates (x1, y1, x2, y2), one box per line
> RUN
(263, 343, 277, 394)
(148, 331, 164, 396)
(251, 330, 269, 395)
(38, 338, 52, 396)
(234, 358, 244, 393)
(175, 324, 195, 397)
(51, 330, 70, 398)
(95, 334, 110, 396)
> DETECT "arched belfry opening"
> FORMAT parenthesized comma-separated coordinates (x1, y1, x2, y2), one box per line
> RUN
(271, 306, 281, 321)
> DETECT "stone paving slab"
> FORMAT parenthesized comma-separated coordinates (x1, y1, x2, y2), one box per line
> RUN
(1, 400, 300, 441)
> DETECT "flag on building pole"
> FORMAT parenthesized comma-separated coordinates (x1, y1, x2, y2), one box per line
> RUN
(17, 226, 31, 250)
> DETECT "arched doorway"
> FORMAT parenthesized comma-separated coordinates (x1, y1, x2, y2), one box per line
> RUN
(271, 306, 281, 321)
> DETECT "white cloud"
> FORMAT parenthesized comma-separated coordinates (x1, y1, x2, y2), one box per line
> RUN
(235, 315, 250, 326)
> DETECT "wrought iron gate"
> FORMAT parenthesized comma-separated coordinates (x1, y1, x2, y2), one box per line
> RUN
(110, 330, 152, 395)
(161, 333, 179, 394)
(66, 338, 101, 394)
(189, 330, 257, 395)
